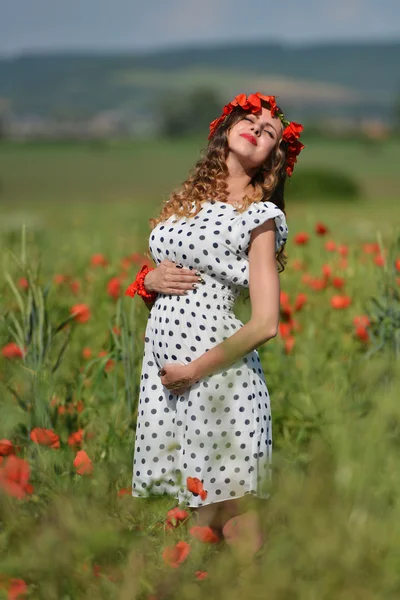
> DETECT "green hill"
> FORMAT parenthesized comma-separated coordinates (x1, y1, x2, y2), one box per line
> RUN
(0, 40, 399, 120)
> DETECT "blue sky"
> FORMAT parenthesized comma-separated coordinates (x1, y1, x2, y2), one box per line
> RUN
(1, 0, 399, 55)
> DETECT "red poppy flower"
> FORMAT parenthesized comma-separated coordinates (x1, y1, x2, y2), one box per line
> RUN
(69, 279, 80, 295)
(309, 277, 327, 292)
(355, 326, 369, 343)
(294, 232, 309, 245)
(68, 429, 84, 448)
(0, 440, 15, 456)
(73, 450, 93, 476)
(279, 322, 292, 338)
(395, 258, 400, 272)
(107, 277, 121, 300)
(162, 540, 191, 568)
(362, 242, 380, 254)
(30, 428, 60, 449)
(284, 336, 295, 354)
(315, 222, 329, 235)
(166, 507, 190, 529)
(17, 277, 29, 291)
(337, 245, 349, 257)
(98, 350, 115, 372)
(374, 254, 385, 267)
(353, 315, 370, 328)
(280, 291, 290, 305)
(330, 295, 351, 309)
(53, 274, 67, 285)
(90, 253, 109, 268)
(325, 240, 336, 252)
(82, 347, 92, 360)
(322, 264, 332, 279)
(294, 293, 307, 311)
(7, 578, 28, 599)
(2, 343, 25, 359)
(117, 488, 131, 498)
(0, 455, 34, 499)
(70, 304, 91, 324)
(186, 476, 208, 501)
(332, 276, 345, 289)
(195, 570, 208, 580)
(189, 525, 220, 544)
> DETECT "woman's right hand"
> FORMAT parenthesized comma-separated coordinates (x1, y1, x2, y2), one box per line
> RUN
(143, 260, 205, 296)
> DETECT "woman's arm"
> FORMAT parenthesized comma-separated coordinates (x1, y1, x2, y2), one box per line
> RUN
(187, 219, 280, 381)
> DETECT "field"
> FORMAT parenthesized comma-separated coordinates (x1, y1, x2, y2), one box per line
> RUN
(0, 137, 400, 599)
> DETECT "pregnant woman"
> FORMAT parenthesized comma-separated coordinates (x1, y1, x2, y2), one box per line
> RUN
(126, 92, 304, 555)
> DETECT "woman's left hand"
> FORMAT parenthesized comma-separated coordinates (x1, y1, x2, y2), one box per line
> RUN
(158, 363, 197, 395)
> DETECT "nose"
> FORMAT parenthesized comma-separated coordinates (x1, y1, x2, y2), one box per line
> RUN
(250, 123, 261, 136)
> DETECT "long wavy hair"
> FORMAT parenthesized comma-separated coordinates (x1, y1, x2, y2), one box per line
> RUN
(149, 100, 289, 273)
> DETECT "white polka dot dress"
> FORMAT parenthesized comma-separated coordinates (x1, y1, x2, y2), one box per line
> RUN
(132, 199, 288, 507)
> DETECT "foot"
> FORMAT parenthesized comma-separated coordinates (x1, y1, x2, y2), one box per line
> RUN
(222, 510, 265, 561)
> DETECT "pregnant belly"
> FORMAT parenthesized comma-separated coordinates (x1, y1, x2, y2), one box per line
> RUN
(147, 293, 243, 370)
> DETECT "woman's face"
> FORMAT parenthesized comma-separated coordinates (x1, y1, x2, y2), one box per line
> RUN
(227, 106, 282, 170)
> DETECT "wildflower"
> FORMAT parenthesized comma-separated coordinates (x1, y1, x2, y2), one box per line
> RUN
(0, 440, 15, 456)
(353, 315, 370, 328)
(332, 276, 345, 289)
(0, 456, 34, 499)
(30, 428, 60, 449)
(337, 244, 349, 257)
(82, 347, 92, 360)
(162, 540, 191, 568)
(165, 507, 190, 530)
(8, 578, 28, 599)
(73, 450, 93, 476)
(90, 253, 109, 268)
(355, 325, 369, 343)
(98, 350, 115, 372)
(330, 295, 351, 309)
(279, 322, 292, 338)
(324, 240, 336, 252)
(107, 277, 121, 300)
(117, 488, 131, 497)
(68, 429, 84, 448)
(189, 525, 220, 543)
(284, 336, 295, 354)
(294, 232, 309, 245)
(195, 571, 208, 580)
(69, 279, 80, 295)
(2, 343, 25, 359)
(315, 222, 328, 235)
(70, 304, 91, 324)
(294, 293, 307, 311)
(374, 254, 385, 267)
(186, 477, 208, 501)
(17, 277, 29, 291)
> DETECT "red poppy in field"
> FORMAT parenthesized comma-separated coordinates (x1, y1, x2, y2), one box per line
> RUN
(0, 440, 15, 456)
(165, 507, 190, 530)
(0, 455, 34, 499)
(69, 279, 80, 295)
(309, 277, 327, 292)
(325, 240, 336, 252)
(315, 222, 328, 235)
(284, 336, 296, 354)
(98, 350, 115, 372)
(186, 476, 208, 501)
(189, 525, 220, 543)
(301, 272, 313, 285)
(117, 488, 131, 497)
(279, 322, 292, 338)
(90, 253, 109, 268)
(395, 258, 400, 272)
(280, 291, 290, 305)
(294, 293, 308, 311)
(2, 343, 25, 359)
(73, 450, 93, 476)
(355, 325, 369, 343)
(332, 276, 345, 289)
(294, 232, 310, 245)
(30, 428, 60, 449)
(330, 295, 352, 309)
(82, 347, 92, 360)
(70, 304, 91, 324)
(7, 578, 28, 599)
(322, 264, 332, 279)
(120, 257, 132, 271)
(362, 242, 380, 254)
(353, 315, 370, 328)
(195, 571, 208, 580)
(68, 429, 84, 448)
(53, 274, 67, 285)
(291, 258, 306, 271)
(112, 326, 121, 336)
(17, 277, 29, 291)
(374, 254, 385, 267)
(281, 303, 292, 320)
(337, 244, 349, 257)
(162, 540, 191, 568)
(107, 277, 122, 300)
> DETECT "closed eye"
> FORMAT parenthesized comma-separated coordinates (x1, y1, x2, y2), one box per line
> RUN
(243, 117, 274, 138)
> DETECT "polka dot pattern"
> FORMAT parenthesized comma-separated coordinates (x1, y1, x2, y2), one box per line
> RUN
(132, 199, 289, 507)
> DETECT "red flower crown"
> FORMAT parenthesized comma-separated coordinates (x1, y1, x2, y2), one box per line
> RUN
(208, 92, 305, 177)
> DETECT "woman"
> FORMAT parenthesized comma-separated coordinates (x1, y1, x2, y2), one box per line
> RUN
(128, 92, 304, 554)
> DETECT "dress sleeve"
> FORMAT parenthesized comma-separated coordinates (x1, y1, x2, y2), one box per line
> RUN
(235, 201, 288, 254)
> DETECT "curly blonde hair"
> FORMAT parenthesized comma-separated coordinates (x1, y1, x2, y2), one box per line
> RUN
(149, 101, 289, 273)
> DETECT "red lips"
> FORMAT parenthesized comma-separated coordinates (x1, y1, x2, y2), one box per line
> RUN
(240, 133, 257, 146)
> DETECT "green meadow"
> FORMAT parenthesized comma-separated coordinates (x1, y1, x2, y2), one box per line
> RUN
(0, 136, 400, 599)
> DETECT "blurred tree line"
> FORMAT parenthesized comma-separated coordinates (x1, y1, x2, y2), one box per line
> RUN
(157, 87, 223, 137)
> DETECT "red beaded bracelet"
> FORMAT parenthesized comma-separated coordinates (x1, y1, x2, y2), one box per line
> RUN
(125, 264, 158, 303)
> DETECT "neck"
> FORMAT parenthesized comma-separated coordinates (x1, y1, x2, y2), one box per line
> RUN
(225, 153, 257, 199)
